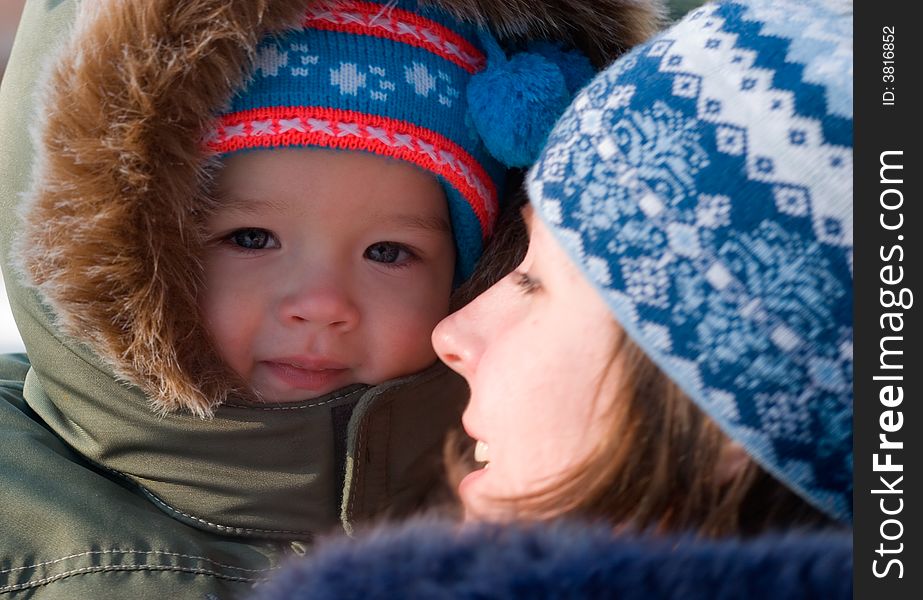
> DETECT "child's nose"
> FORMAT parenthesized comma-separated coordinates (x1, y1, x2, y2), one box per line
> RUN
(278, 277, 360, 331)
(432, 306, 481, 379)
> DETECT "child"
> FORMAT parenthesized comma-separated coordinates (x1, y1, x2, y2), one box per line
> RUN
(193, 0, 522, 405)
(435, 0, 853, 532)
(0, 0, 662, 597)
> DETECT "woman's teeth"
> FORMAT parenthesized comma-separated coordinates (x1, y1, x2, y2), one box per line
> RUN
(474, 440, 489, 465)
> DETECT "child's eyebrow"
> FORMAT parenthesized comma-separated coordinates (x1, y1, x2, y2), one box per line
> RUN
(381, 214, 452, 234)
(217, 194, 290, 215)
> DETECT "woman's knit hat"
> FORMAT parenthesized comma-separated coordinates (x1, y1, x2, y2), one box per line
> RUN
(207, 0, 593, 279)
(528, 0, 853, 521)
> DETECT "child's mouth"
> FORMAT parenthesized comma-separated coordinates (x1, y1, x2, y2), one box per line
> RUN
(263, 359, 350, 392)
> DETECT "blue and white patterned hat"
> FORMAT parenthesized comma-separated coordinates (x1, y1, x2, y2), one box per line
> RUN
(527, 0, 853, 521)
(207, 0, 593, 280)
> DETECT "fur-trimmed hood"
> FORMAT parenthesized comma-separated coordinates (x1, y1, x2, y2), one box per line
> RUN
(17, 0, 664, 416)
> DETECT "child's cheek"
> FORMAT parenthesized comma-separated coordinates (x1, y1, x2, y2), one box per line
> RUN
(199, 257, 263, 378)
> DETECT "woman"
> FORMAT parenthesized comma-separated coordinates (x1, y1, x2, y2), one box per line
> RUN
(435, 0, 852, 533)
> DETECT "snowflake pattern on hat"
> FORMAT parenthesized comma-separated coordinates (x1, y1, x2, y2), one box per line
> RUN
(528, 0, 853, 521)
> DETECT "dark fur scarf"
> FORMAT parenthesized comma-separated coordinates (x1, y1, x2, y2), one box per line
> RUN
(256, 518, 853, 599)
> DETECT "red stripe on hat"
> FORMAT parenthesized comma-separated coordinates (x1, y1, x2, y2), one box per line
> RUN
(304, 1, 486, 74)
(207, 107, 497, 237)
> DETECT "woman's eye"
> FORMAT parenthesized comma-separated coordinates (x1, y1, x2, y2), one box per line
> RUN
(364, 242, 413, 265)
(228, 228, 277, 250)
(513, 270, 541, 294)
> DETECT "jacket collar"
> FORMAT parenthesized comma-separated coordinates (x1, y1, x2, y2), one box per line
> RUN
(23, 339, 465, 539)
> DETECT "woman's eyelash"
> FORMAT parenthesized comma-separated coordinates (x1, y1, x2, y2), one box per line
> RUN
(514, 270, 540, 294)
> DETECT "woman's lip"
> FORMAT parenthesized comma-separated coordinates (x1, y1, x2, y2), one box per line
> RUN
(458, 464, 488, 508)
(262, 360, 350, 391)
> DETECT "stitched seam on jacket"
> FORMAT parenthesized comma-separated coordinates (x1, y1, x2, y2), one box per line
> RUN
(86, 462, 312, 536)
(0, 550, 277, 574)
(141, 490, 307, 535)
(0, 564, 264, 593)
(383, 405, 392, 493)
(347, 410, 369, 521)
(222, 387, 365, 410)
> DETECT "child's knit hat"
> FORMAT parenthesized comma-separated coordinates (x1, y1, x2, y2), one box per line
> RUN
(528, 0, 853, 521)
(207, 0, 593, 279)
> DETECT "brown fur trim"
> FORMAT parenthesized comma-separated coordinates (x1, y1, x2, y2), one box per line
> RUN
(17, 0, 662, 416)
(18, 0, 309, 416)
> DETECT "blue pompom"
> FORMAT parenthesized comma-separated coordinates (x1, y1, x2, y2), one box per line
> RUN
(468, 52, 571, 168)
(527, 41, 596, 94)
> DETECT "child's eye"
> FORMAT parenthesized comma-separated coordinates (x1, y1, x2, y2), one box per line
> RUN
(228, 228, 278, 250)
(513, 270, 541, 294)
(364, 242, 415, 265)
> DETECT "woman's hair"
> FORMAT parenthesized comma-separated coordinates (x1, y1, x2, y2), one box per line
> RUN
(512, 333, 837, 535)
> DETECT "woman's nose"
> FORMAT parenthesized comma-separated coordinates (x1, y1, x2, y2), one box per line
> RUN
(432, 302, 483, 378)
(278, 272, 360, 331)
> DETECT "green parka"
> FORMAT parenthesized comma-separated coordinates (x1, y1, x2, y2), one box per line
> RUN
(0, 0, 661, 597)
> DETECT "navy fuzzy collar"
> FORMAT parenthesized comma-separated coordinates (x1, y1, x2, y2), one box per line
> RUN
(259, 518, 852, 599)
